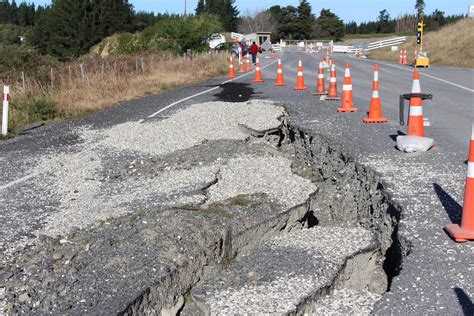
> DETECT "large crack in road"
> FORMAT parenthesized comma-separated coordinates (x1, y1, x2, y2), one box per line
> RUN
(1, 100, 407, 315)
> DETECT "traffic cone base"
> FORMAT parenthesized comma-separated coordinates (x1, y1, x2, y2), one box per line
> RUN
(445, 223, 474, 242)
(312, 91, 327, 96)
(363, 117, 388, 123)
(325, 96, 341, 101)
(337, 107, 358, 112)
(294, 86, 308, 90)
(274, 82, 286, 86)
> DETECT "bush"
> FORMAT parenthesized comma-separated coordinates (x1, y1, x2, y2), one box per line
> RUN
(143, 13, 223, 54)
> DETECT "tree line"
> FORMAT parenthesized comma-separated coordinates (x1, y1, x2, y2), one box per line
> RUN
(238, 1, 345, 41)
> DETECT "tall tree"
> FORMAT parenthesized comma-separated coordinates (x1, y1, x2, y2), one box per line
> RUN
(30, 0, 134, 60)
(295, 0, 314, 39)
(195, 0, 205, 15)
(316, 9, 345, 40)
(376, 9, 390, 33)
(415, 0, 425, 19)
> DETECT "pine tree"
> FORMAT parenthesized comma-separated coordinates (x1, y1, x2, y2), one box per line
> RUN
(295, 0, 314, 39)
(195, 0, 205, 15)
(316, 9, 345, 40)
(415, 0, 425, 19)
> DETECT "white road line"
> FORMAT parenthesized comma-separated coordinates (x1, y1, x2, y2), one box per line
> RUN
(364, 60, 474, 93)
(0, 172, 38, 191)
(146, 59, 278, 119)
(137, 119, 144, 123)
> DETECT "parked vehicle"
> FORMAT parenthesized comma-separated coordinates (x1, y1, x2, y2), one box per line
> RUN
(211, 41, 249, 58)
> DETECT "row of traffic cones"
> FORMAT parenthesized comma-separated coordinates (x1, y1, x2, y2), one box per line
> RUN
(230, 53, 474, 242)
(226, 53, 254, 78)
(399, 49, 418, 65)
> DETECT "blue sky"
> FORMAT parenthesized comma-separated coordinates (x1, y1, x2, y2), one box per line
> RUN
(35, 0, 469, 23)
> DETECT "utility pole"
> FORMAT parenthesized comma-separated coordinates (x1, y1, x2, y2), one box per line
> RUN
(184, 0, 187, 15)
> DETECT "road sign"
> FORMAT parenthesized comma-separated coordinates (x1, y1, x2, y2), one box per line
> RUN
(261, 40, 271, 51)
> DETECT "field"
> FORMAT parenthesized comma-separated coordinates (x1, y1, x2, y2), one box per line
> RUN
(2, 52, 228, 135)
(367, 18, 474, 68)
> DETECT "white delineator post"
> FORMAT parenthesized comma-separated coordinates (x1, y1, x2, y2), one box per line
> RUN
(2, 85, 9, 136)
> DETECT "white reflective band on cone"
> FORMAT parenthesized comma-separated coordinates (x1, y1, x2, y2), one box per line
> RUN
(471, 123, 474, 140)
(298, 71, 303, 76)
(318, 74, 324, 79)
(412, 80, 421, 93)
(278, 60, 281, 65)
(277, 69, 282, 73)
(230, 65, 233, 68)
(372, 90, 379, 98)
(298, 60, 302, 66)
(374, 71, 379, 81)
(343, 84, 352, 90)
(345, 68, 350, 77)
(409, 106, 423, 116)
(468, 162, 474, 178)
(256, 67, 260, 71)
(330, 77, 336, 82)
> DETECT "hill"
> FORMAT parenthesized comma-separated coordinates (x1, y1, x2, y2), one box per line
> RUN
(368, 18, 474, 68)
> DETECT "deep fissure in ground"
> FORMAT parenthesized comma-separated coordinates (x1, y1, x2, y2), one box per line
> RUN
(123, 118, 411, 314)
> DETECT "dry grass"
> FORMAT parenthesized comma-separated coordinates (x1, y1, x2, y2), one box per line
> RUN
(368, 19, 474, 68)
(3, 51, 228, 134)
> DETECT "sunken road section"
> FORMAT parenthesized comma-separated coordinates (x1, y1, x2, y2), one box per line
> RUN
(1, 100, 407, 314)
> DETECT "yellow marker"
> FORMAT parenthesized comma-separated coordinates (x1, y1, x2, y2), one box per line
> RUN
(416, 20, 430, 68)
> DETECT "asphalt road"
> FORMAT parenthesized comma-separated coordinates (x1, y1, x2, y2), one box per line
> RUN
(1, 51, 473, 314)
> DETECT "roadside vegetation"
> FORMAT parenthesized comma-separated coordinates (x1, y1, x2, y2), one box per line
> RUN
(368, 18, 474, 68)
(0, 0, 233, 135)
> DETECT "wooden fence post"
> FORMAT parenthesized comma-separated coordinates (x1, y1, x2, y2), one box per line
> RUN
(21, 71, 26, 92)
(50, 68, 54, 88)
(80, 63, 85, 81)
(140, 57, 145, 73)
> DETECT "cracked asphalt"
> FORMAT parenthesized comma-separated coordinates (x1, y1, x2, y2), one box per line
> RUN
(1, 51, 473, 314)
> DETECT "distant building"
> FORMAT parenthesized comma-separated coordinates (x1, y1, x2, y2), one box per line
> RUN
(469, 5, 474, 18)
(245, 32, 272, 45)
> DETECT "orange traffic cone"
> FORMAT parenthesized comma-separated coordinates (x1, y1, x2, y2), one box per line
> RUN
(238, 52, 245, 72)
(294, 57, 307, 90)
(399, 50, 403, 64)
(252, 57, 264, 83)
(227, 56, 236, 78)
(403, 49, 408, 65)
(313, 57, 327, 96)
(407, 69, 425, 136)
(445, 123, 474, 242)
(245, 53, 251, 72)
(326, 60, 340, 101)
(274, 56, 286, 86)
(363, 64, 388, 123)
(338, 63, 357, 112)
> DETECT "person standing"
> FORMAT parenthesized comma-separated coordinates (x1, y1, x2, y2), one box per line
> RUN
(249, 41, 259, 64)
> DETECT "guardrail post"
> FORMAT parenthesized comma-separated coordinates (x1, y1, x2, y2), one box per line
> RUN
(2, 85, 9, 136)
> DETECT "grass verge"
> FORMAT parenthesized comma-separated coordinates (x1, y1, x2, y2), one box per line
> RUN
(368, 19, 474, 68)
(1, 52, 228, 135)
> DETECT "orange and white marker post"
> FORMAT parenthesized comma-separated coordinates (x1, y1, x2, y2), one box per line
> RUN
(227, 56, 236, 78)
(337, 64, 357, 112)
(313, 57, 327, 96)
(274, 56, 286, 86)
(403, 49, 408, 65)
(238, 52, 245, 73)
(399, 50, 403, 64)
(245, 53, 251, 72)
(445, 123, 474, 242)
(2, 85, 9, 136)
(407, 69, 425, 137)
(326, 60, 340, 101)
(363, 64, 387, 123)
(294, 56, 307, 90)
(252, 57, 264, 83)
